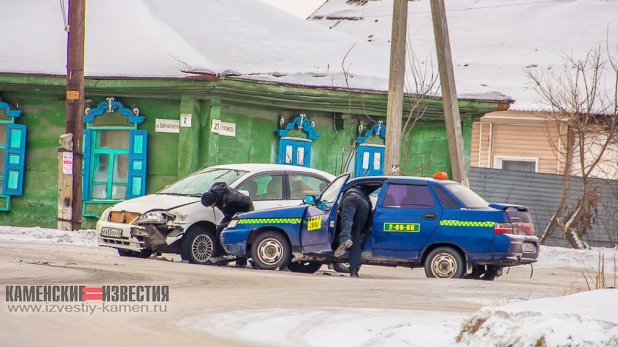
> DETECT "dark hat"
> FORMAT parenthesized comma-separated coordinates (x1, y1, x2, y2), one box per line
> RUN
(201, 192, 217, 207)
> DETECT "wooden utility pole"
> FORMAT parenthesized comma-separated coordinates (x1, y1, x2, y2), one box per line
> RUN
(63, 0, 86, 230)
(384, 0, 408, 176)
(430, 0, 468, 186)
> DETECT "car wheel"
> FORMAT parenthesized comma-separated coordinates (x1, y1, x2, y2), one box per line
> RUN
(287, 261, 323, 274)
(117, 249, 152, 259)
(250, 231, 291, 270)
(180, 227, 218, 265)
(424, 247, 465, 279)
(332, 262, 350, 274)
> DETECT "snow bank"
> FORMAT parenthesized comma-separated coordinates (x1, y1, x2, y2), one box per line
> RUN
(180, 291, 618, 347)
(458, 290, 618, 347)
(538, 245, 618, 270)
(179, 308, 465, 347)
(0, 226, 97, 247)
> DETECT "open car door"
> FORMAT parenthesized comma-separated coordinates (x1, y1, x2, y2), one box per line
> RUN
(300, 173, 351, 253)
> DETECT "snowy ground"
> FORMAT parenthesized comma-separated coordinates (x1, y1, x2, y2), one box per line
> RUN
(179, 291, 618, 347)
(180, 308, 466, 347)
(458, 290, 618, 347)
(1, 226, 617, 346)
(0, 226, 97, 246)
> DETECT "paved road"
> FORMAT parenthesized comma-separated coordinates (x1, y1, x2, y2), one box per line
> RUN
(0, 242, 583, 346)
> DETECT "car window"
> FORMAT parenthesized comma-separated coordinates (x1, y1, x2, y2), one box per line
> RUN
(432, 185, 460, 209)
(238, 174, 284, 201)
(288, 174, 329, 200)
(319, 174, 349, 204)
(442, 182, 489, 208)
(382, 184, 435, 209)
(159, 169, 248, 196)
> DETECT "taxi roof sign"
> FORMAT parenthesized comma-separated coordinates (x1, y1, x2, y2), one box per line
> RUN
(433, 172, 449, 180)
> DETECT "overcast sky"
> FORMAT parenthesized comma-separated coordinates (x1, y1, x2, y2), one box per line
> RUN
(258, 0, 325, 18)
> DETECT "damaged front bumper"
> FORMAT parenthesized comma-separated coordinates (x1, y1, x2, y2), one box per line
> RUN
(97, 211, 187, 253)
(220, 228, 251, 257)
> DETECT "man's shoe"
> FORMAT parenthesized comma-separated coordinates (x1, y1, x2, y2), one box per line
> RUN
(349, 267, 359, 278)
(334, 240, 353, 258)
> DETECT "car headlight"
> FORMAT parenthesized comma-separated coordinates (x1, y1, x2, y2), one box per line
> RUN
(101, 207, 114, 222)
(132, 211, 170, 225)
(227, 219, 239, 229)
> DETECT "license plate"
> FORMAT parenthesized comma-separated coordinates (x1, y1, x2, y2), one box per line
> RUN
(522, 242, 536, 253)
(101, 227, 123, 238)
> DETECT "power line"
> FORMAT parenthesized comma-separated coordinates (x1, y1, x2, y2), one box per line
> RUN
(328, 0, 560, 19)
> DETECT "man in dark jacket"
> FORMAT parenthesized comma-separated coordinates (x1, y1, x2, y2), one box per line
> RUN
(201, 182, 254, 267)
(333, 185, 372, 277)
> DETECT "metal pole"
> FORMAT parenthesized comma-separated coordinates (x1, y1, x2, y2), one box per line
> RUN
(430, 0, 468, 186)
(65, 0, 86, 230)
(384, 0, 408, 176)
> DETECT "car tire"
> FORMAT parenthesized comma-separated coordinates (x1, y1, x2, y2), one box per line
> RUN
(287, 261, 323, 274)
(424, 247, 466, 279)
(332, 262, 350, 274)
(117, 249, 152, 259)
(180, 227, 218, 265)
(250, 231, 291, 270)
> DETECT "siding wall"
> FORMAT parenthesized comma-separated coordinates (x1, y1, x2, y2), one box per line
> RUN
(471, 111, 565, 174)
(470, 167, 618, 248)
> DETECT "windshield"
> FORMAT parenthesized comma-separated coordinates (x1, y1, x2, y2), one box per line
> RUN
(318, 174, 349, 204)
(159, 169, 248, 196)
(442, 182, 489, 208)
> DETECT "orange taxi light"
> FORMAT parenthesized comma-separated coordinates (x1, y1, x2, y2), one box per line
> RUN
(433, 172, 449, 180)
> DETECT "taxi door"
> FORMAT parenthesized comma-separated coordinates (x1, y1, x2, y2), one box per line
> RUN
(370, 181, 441, 259)
(300, 173, 351, 253)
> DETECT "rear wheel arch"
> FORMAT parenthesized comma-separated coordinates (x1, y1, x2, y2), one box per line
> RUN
(421, 242, 467, 266)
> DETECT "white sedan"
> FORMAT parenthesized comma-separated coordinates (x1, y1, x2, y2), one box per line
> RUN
(96, 164, 335, 264)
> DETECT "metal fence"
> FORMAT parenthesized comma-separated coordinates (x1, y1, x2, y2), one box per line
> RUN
(469, 167, 618, 248)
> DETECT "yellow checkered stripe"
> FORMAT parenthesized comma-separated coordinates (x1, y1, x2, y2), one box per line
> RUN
(439, 220, 495, 228)
(238, 218, 302, 225)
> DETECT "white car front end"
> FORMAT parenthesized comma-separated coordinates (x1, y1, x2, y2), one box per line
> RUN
(96, 194, 216, 253)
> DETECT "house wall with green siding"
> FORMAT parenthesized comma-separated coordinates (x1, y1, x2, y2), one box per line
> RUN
(0, 76, 500, 229)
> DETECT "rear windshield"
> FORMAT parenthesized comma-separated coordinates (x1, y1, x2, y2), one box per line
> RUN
(441, 183, 489, 209)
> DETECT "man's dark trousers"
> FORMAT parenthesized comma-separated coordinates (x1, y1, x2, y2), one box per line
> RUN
(339, 192, 370, 269)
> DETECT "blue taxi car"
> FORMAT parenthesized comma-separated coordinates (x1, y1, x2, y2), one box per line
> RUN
(220, 173, 540, 280)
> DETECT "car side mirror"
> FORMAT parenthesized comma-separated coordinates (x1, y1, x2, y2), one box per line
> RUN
(302, 195, 316, 205)
(238, 189, 250, 197)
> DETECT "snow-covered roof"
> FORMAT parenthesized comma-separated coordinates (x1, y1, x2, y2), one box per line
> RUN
(0, 0, 508, 102)
(309, 0, 618, 111)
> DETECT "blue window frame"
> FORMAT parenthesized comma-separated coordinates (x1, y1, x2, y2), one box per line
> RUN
(83, 98, 147, 203)
(0, 102, 26, 211)
(275, 114, 320, 168)
(356, 145, 385, 177)
(355, 121, 386, 177)
(278, 138, 312, 167)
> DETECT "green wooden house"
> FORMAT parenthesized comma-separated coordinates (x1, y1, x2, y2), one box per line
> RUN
(0, 0, 510, 228)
